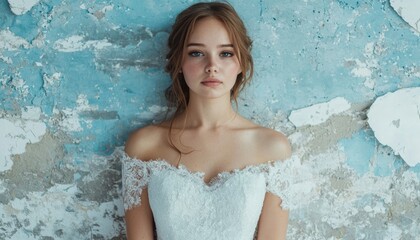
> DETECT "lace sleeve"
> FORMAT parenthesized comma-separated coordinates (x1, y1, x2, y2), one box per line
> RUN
(121, 151, 151, 211)
(264, 155, 300, 210)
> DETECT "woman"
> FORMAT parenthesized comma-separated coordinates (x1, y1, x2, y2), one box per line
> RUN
(122, 2, 292, 239)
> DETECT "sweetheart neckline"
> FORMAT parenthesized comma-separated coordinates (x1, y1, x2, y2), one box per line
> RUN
(121, 149, 288, 187)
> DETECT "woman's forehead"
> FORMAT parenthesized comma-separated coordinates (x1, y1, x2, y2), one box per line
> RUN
(187, 17, 232, 45)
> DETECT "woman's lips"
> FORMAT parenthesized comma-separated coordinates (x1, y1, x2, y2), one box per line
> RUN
(201, 78, 222, 87)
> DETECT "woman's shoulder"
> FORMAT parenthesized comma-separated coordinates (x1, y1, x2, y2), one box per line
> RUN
(124, 124, 168, 160)
(259, 127, 291, 161)
(240, 117, 292, 162)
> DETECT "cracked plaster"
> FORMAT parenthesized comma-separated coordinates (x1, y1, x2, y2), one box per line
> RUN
(390, 0, 420, 33)
(367, 87, 420, 167)
(7, 0, 40, 15)
(1, 0, 419, 239)
(0, 115, 46, 173)
(288, 97, 352, 127)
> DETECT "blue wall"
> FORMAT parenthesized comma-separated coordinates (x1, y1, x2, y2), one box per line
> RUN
(1, 0, 419, 239)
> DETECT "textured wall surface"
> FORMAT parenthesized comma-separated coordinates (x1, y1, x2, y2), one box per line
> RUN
(1, 0, 419, 239)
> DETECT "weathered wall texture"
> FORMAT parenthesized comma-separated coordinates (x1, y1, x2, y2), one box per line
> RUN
(0, 0, 419, 239)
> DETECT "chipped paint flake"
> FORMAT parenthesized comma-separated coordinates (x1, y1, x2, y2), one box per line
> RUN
(52, 94, 99, 132)
(350, 58, 373, 78)
(289, 97, 351, 127)
(0, 29, 30, 50)
(10, 75, 30, 97)
(7, 0, 40, 15)
(0, 118, 46, 172)
(76, 94, 98, 111)
(21, 106, 42, 120)
(53, 35, 112, 52)
(42, 72, 62, 87)
(390, 0, 420, 33)
(367, 87, 420, 167)
(1, 184, 124, 239)
(0, 55, 13, 64)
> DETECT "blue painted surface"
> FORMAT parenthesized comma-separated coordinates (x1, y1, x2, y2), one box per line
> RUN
(373, 146, 397, 177)
(340, 129, 376, 175)
(1, 0, 419, 239)
(1, 0, 419, 157)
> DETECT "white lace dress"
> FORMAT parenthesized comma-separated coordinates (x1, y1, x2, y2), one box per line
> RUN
(120, 148, 295, 240)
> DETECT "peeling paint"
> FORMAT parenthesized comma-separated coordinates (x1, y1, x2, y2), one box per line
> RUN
(42, 72, 62, 87)
(0, 0, 419, 238)
(53, 35, 113, 52)
(0, 117, 46, 173)
(367, 87, 420, 167)
(1, 184, 124, 239)
(7, 0, 40, 15)
(390, 0, 420, 33)
(0, 29, 30, 50)
(288, 97, 352, 127)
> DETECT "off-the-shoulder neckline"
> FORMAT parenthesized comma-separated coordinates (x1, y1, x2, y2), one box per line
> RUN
(119, 148, 290, 187)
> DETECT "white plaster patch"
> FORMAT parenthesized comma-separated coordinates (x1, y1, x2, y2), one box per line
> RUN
(56, 108, 83, 132)
(347, 39, 384, 92)
(0, 55, 13, 64)
(10, 75, 29, 97)
(390, 0, 420, 33)
(76, 94, 98, 111)
(21, 106, 42, 120)
(0, 29, 30, 50)
(1, 184, 124, 239)
(42, 72, 62, 87)
(7, 0, 40, 15)
(53, 35, 112, 52)
(53, 94, 98, 132)
(350, 58, 372, 78)
(288, 97, 351, 127)
(367, 87, 420, 167)
(0, 118, 46, 172)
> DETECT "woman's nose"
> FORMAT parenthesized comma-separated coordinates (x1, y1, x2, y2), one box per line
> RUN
(205, 56, 219, 73)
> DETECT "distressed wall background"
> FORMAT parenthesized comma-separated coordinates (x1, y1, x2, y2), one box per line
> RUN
(1, 0, 419, 239)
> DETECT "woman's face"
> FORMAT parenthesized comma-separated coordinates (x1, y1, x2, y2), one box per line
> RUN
(181, 17, 241, 100)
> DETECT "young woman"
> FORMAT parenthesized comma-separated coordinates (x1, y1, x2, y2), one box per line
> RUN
(122, 2, 292, 239)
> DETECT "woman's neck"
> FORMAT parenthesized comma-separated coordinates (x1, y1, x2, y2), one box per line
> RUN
(182, 95, 237, 129)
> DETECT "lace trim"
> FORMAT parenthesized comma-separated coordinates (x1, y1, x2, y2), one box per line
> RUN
(118, 147, 297, 211)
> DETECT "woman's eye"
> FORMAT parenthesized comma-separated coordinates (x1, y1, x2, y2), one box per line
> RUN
(188, 51, 203, 57)
(220, 51, 234, 57)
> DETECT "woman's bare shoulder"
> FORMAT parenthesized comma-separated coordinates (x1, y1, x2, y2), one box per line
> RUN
(124, 124, 167, 160)
(243, 119, 291, 162)
(260, 127, 291, 161)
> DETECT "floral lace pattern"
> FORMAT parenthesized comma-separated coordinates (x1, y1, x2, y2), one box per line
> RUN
(119, 147, 297, 211)
(119, 146, 299, 240)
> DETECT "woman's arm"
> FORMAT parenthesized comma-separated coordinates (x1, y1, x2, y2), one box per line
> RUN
(124, 127, 158, 240)
(257, 193, 289, 240)
(256, 128, 292, 239)
(125, 188, 155, 240)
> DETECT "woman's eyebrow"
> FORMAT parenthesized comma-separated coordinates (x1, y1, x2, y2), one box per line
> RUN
(187, 43, 234, 48)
